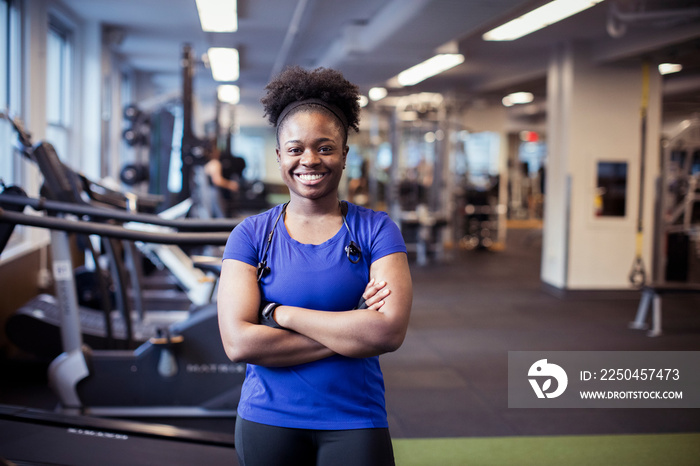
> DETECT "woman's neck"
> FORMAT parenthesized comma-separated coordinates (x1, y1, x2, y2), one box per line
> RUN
(286, 194, 341, 219)
(284, 195, 343, 245)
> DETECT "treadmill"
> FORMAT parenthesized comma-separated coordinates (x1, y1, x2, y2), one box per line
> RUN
(0, 404, 237, 465)
(0, 113, 240, 358)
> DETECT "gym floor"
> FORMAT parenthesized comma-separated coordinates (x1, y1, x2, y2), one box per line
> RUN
(1, 228, 699, 452)
(383, 228, 700, 439)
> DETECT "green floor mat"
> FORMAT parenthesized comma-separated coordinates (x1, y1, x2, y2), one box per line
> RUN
(392, 433, 700, 466)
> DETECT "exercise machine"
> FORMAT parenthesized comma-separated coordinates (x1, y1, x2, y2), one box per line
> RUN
(0, 404, 236, 465)
(459, 179, 502, 250)
(0, 188, 233, 357)
(0, 200, 244, 420)
(1, 112, 240, 357)
(1, 111, 245, 420)
(629, 116, 700, 336)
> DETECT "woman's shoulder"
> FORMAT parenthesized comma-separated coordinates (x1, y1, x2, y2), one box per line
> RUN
(344, 202, 406, 257)
(346, 202, 392, 224)
(232, 204, 285, 235)
(345, 202, 400, 240)
(225, 204, 286, 258)
(244, 203, 285, 222)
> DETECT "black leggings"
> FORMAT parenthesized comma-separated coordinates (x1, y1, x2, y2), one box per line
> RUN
(234, 417, 395, 466)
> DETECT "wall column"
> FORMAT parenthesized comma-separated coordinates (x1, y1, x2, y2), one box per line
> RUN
(541, 41, 662, 290)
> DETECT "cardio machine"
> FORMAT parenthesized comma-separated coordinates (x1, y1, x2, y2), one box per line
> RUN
(1, 113, 241, 358)
(0, 189, 245, 419)
(0, 114, 245, 420)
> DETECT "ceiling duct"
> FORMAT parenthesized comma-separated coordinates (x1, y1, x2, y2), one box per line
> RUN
(607, 0, 700, 38)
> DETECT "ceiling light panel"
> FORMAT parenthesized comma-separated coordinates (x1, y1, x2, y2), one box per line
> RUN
(208, 47, 239, 82)
(218, 84, 240, 104)
(369, 87, 388, 101)
(483, 0, 604, 41)
(658, 63, 682, 75)
(397, 54, 465, 87)
(502, 92, 534, 107)
(196, 0, 238, 32)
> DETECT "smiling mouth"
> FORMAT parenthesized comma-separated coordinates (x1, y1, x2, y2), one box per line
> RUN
(296, 173, 326, 182)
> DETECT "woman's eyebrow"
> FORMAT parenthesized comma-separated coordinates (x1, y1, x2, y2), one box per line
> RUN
(283, 137, 335, 145)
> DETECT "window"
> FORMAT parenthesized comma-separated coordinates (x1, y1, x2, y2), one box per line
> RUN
(0, 0, 21, 187)
(0, 0, 28, 259)
(45, 18, 73, 161)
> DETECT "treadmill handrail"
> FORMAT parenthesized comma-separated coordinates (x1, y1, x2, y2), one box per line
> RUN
(0, 208, 230, 246)
(0, 193, 241, 231)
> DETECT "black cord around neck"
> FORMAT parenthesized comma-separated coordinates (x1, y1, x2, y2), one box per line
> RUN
(256, 201, 361, 283)
(256, 202, 288, 283)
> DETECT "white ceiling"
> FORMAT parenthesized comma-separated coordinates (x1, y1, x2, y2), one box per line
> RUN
(56, 0, 700, 127)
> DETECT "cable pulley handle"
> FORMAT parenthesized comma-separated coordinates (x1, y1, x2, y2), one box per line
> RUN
(629, 256, 646, 288)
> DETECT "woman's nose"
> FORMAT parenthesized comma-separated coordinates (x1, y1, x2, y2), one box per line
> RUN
(300, 149, 320, 165)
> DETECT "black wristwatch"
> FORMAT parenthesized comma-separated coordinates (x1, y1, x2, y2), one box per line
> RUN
(259, 302, 283, 329)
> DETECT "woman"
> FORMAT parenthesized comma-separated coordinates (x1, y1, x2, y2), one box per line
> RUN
(218, 66, 412, 466)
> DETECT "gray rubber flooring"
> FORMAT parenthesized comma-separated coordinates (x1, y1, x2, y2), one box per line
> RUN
(1, 228, 699, 441)
(382, 228, 700, 438)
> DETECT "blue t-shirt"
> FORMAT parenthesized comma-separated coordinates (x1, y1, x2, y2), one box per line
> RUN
(222, 202, 407, 430)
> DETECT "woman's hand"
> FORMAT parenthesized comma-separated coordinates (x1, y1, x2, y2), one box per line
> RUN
(357, 278, 391, 310)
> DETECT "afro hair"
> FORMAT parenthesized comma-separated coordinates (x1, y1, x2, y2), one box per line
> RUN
(261, 66, 361, 133)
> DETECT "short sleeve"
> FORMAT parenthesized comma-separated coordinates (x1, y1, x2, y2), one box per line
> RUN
(367, 210, 407, 263)
(222, 217, 259, 267)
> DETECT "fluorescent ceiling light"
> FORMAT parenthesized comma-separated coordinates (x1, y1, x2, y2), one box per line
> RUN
(369, 87, 388, 101)
(218, 84, 240, 104)
(208, 47, 239, 81)
(483, 0, 604, 41)
(196, 0, 238, 32)
(658, 63, 682, 75)
(397, 54, 465, 86)
(502, 92, 534, 107)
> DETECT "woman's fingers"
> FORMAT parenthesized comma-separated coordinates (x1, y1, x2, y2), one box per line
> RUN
(362, 279, 382, 300)
(363, 280, 391, 309)
(366, 289, 391, 310)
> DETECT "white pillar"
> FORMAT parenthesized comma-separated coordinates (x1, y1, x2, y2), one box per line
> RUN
(541, 42, 662, 290)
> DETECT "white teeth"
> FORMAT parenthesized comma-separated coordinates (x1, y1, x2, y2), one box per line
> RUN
(298, 173, 324, 181)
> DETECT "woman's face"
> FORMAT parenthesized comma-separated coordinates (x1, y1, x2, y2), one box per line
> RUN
(276, 110, 348, 202)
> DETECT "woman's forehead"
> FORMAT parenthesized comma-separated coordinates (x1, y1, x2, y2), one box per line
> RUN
(278, 109, 345, 140)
